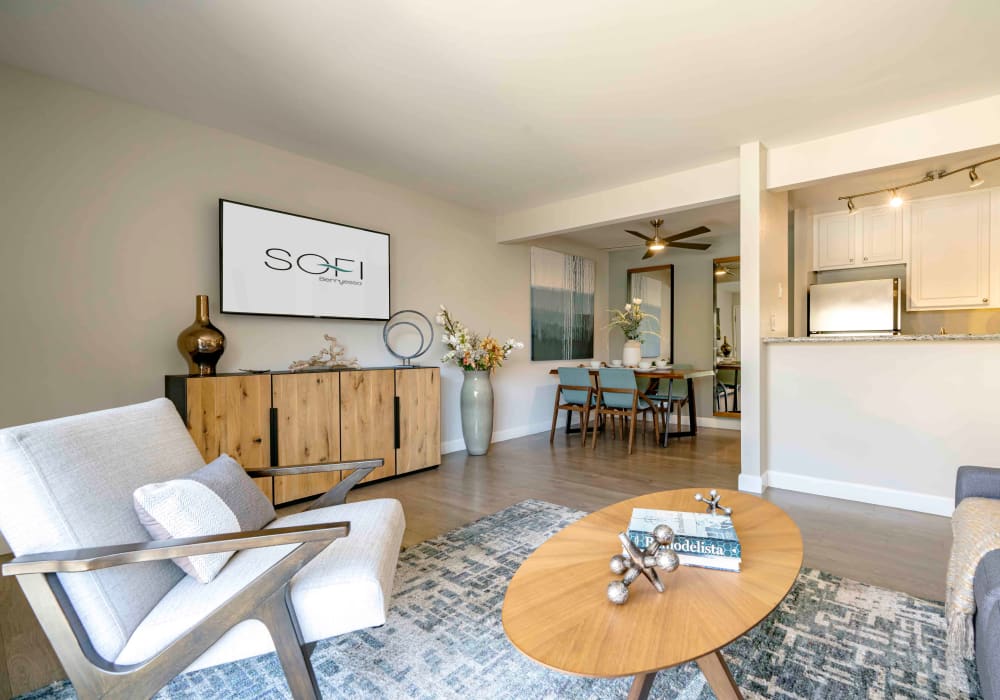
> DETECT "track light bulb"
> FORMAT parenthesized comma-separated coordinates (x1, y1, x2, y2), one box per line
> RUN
(846, 198, 856, 214)
(970, 168, 985, 188)
(889, 189, 903, 208)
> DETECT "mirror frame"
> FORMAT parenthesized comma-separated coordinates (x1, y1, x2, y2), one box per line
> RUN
(713, 255, 740, 418)
(626, 264, 674, 363)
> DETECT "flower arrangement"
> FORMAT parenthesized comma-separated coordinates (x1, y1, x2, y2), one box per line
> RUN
(436, 305, 524, 371)
(608, 298, 659, 341)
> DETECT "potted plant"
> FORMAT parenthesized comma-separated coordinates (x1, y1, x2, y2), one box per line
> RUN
(608, 298, 659, 367)
(436, 306, 523, 455)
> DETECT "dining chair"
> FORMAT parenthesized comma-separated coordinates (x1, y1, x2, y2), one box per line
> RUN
(592, 368, 660, 455)
(549, 367, 596, 445)
(646, 364, 692, 434)
(716, 368, 739, 412)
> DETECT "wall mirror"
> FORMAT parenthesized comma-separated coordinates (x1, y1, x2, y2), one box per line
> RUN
(626, 265, 674, 362)
(713, 256, 740, 416)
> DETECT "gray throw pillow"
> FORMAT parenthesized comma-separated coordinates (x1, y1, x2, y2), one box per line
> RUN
(133, 454, 276, 583)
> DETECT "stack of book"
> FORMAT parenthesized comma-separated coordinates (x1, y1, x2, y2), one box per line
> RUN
(626, 507, 742, 572)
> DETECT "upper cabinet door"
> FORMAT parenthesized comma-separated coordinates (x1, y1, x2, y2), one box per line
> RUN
(271, 372, 342, 504)
(814, 213, 856, 270)
(340, 370, 396, 483)
(859, 206, 903, 265)
(908, 190, 992, 310)
(396, 368, 441, 474)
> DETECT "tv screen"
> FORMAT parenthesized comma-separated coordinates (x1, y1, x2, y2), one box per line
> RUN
(219, 199, 390, 320)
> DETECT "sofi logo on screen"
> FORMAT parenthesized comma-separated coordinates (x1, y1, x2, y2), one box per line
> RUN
(263, 248, 365, 287)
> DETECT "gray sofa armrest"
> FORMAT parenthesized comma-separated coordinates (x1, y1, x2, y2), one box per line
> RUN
(956, 466, 1000, 507)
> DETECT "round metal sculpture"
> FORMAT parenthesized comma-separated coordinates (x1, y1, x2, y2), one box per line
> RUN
(382, 309, 434, 366)
(606, 525, 680, 605)
(694, 489, 733, 516)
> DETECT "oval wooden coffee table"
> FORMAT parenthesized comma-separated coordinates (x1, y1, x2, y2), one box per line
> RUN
(502, 489, 803, 699)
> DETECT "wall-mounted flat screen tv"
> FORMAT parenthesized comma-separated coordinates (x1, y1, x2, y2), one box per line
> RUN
(220, 199, 390, 321)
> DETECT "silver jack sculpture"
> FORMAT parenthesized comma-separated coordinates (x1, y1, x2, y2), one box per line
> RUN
(607, 525, 680, 605)
(694, 489, 732, 516)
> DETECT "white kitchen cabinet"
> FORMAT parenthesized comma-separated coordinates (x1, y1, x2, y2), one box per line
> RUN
(812, 207, 903, 271)
(859, 206, 904, 265)
(907, 189, 993, 310)
(813, 212, 855, 270)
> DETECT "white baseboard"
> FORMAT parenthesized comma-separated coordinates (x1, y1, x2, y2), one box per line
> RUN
(766, 470, 954, 517)
(738, 472, 767, 494)
(676, 415, 741, 431)
(442, 421, 552, 455)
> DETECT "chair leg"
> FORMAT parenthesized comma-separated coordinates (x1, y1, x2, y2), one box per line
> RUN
(676, 403, 683, 432)
(549, 391, 562, 444)
(259, 588, 321, 700)
(581, 406, 590, 446)
(627, 408, 638, 455)
(592, 410, 601, 449)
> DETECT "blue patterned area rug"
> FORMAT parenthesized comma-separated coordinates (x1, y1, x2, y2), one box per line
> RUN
(22, 499, 977, 699)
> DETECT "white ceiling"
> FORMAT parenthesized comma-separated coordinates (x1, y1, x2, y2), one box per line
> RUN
(1, 1, 998, 212)
(553, 199, 740, 251)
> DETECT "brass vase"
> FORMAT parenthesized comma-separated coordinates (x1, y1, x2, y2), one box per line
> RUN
(177, 295, 226, 376)
(720, 336, 733, 358)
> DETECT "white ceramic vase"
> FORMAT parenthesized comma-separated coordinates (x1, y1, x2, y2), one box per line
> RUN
(622, 340, 642, 367)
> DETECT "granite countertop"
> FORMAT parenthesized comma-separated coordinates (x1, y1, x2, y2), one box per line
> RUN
(764, 333, 1000, 344)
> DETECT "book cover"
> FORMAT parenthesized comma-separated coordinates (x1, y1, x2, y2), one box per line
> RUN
(627, 508, 742, 568)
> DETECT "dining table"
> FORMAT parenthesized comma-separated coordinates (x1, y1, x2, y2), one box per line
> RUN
(547, 366, 715, 447)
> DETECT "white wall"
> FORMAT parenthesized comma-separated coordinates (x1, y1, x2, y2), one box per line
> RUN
(764, 339, 1000, 516)
(0, 65, 608, 452)
(608, 239, 740, 426)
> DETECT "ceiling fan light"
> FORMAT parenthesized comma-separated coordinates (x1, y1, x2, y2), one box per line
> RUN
(970, 168, 985, 188)
(648, 239, 665, 251)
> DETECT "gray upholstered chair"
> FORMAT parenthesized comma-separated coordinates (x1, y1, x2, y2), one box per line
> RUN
(0, 398, 405, 700)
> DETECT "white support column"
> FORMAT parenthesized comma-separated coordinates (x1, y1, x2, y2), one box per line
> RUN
(738, 142, 788, 493)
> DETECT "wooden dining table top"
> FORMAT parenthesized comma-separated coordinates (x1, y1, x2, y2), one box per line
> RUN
(548, 366, 715, 380)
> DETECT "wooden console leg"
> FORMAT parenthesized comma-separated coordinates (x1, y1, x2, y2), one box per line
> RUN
(696, 650, 743, 700)
(627, 672, 656, 700)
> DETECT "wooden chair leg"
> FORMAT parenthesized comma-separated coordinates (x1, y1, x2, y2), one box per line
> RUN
(676, 403, 683, 432)
(549, 390, 562, 444)
(627, 410, 637, 454)
(592, 410, 601, 449)
(581, 406, 590, 446)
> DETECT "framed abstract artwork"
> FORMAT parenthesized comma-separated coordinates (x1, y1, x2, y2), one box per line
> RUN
(530, 247, 595, 361)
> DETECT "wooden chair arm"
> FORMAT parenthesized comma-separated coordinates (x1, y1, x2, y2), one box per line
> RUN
(2, 522, 350, 576)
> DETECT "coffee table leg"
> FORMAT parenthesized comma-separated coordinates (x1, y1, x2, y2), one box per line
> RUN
(695, 650, 743, 699)
(627, 672, 656, 700)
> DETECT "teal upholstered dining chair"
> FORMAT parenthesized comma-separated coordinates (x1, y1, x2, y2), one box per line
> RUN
(646, 364, 692, 434)
(549, 367, 595, 445)
(716, 367, 739, 413)
(593, 368, 660, 454)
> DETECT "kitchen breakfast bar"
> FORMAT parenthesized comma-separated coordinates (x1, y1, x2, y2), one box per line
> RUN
(763, 333, 1000, 516)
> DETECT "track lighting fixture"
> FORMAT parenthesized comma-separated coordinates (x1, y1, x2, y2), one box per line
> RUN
(838, 155, 999, 210)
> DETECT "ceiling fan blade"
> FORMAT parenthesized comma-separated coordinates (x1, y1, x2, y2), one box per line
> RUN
(663, 225, 711, 242)
(666, 241, 711, 251)
(625, 229, 652, 241)
(641, 248, 656, 260)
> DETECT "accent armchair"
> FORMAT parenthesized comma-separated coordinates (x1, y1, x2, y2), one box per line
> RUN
(0, 398, 405, 700)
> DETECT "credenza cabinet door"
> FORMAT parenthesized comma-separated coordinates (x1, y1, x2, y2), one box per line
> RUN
(340, 370, 396, 483)
(271, 373, 341, 504)
(184, 375, 273, 501)
(907, 190, 992, 310)
(395, 368, 441, 474)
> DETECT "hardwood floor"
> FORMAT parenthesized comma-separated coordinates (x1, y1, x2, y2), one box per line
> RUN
(0, 424, 952, 698)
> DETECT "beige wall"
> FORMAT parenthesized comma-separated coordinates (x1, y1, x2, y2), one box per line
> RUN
(0, 64, 608, 452)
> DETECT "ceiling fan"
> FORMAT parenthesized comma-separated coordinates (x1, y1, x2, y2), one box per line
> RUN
(612, 219, 712, 260)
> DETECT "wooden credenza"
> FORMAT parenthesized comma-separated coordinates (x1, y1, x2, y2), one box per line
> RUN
(165, 366, 441, 504)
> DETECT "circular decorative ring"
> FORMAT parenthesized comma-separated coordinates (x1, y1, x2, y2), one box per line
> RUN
(383, 309, 434, 365)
